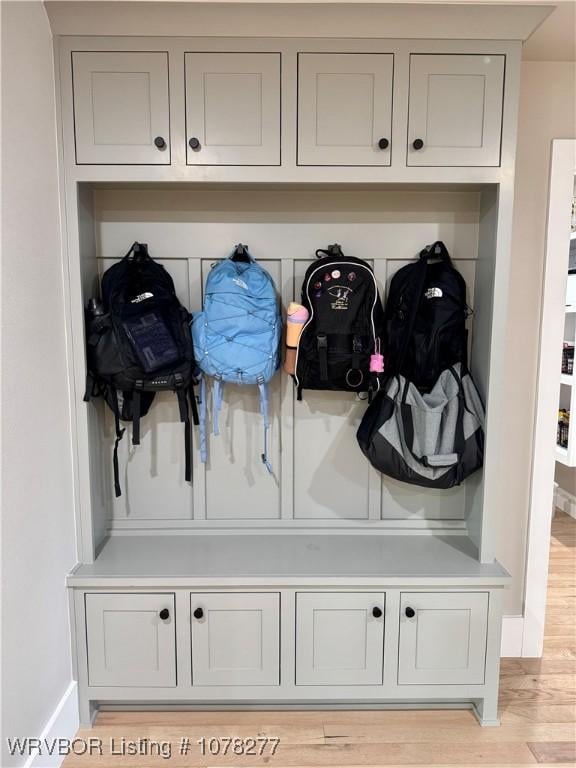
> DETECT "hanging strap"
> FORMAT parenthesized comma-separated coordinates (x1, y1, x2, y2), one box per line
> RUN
(109, 387, 126, 498)
(198, 375, 208, 464)
(258, 380, 273, 474)
(132, 386, 142, 446)
(317, 333, 329, 382)
(176, 389, 192, 483)
(189, 380, 199, 426)
(396, 257, 429, 375)
(212, 378, 223, 436)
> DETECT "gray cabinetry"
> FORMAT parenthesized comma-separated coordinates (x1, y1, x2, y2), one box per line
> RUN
(296, 592, 385, 685)
(407, 54, 505, 166)
(72, 52, 170, 165)
(190, 592, 280, 686)
(297, 53, 394, 166)
(184, 53, 281, 165)
(398, 592, 489, 685)
(85, 593, 176, 687)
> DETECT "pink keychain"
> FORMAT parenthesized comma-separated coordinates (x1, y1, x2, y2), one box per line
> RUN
(370, 339, 384, 373)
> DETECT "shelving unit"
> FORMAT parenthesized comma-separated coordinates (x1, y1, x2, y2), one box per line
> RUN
(49, 24, 540, 728)
(555, 217, 576, 464)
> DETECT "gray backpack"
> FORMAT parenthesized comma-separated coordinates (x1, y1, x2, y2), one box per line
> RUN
(357, 363, 484, 488)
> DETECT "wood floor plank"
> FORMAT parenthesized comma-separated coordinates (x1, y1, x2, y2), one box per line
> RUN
(527, 741, 576, 764)
(321, 723, 576, 743)
(62, 741, 539, 766)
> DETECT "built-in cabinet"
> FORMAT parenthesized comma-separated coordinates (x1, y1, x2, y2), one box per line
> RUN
(190, 592, 280, 685)
(72, 52, 171, 165)
(397, 592, 489, 685)
(296, 592, 385, 685)
(297, 53, 393, 166)
(68, 46, 507, 170)
(407, 55, 505, 167)
(184, 53, 281, 166)
(59, 35, 519, 727)
(85, 593, 176, 687)
(77, 586, 498, 700)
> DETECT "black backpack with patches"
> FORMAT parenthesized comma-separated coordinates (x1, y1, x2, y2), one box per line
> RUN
(84, 242, 198, 497)
(294, 244, 385, 399)
(384, 241, 469, 392)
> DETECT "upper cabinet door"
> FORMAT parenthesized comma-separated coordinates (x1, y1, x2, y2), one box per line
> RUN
(72, 52, 170, 165)
(185, 53, 281, 165)
(407, 54, 505, 167)
(298, 54, 393, 166)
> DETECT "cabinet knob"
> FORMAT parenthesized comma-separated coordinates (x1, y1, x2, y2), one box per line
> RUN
(189, 137, 201, 151)
(377, 138, 389, 150)
(193, 607, 204, 620)
(154, 136, 167, 150)
(372, 606, 383, 618)
(412, 139, 424, 151)
(159, 608, 170, 620)
(405, 606, 416, 618)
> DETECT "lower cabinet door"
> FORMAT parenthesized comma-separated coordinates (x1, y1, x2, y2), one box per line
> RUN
(398, 592, 488, 685)
(191, 593, 280, 686)
(296, 592, 385, 685)
(85, 593, 176, 687)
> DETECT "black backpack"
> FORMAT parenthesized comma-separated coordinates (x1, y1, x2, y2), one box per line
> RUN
(294, 244, 385, 398)
(84, 242, 198, 497)
(384, 241, 469, 391)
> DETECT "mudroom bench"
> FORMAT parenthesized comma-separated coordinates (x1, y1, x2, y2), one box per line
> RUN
(68, 534, 508, 726)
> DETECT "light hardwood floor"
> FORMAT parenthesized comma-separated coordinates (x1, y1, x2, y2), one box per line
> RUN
(64, 512, 576, 767)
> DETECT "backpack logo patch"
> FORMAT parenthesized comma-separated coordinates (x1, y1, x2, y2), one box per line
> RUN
(425, 287, 443, 299)
(328, 285, 353, 310)
(232, 277, 248, 290)
(131, 291, 154, 303)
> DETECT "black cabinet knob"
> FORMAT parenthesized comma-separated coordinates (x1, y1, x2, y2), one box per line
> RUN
(412, 139, 424, 151)
(193, 607, 204, 620)
(372, 606, 383, 618)
(378, 138, 389, 150)
(154, 136, 167, 150)
(159, 608, 170, 620)
(405, 606, 416, 618)
(189, 137, 201, 151)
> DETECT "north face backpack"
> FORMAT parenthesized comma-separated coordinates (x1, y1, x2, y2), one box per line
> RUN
(84, 242, 198, 497)
(384, 241, 469, 391)
(191, 245, 282, 472)
(294, 244, 385, 399)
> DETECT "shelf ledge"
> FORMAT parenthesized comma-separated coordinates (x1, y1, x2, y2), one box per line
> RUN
(68, 533, 510, 588)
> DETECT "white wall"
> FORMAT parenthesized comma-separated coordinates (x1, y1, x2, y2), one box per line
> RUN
(500, 60, 576, 615)
(1, 2, 78, 765)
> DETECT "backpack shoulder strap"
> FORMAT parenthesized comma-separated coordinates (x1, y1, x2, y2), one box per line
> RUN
(258, 379, 273, 474)
(394, 253, 429, 374)
(109, 387, 126, 498)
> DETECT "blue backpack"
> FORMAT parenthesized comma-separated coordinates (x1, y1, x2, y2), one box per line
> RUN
(191, 245, 282, 471)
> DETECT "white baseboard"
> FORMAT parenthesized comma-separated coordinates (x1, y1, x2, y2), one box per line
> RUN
(553, 485, 576, 519)
(23, 681, 79, 768)
(501, 616, 524, 657)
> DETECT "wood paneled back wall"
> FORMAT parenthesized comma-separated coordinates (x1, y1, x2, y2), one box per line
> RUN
(88, 186, 481, 532)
